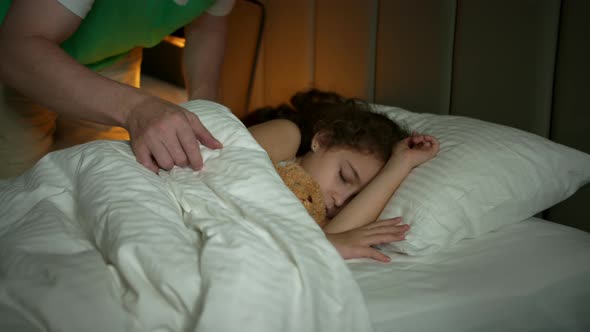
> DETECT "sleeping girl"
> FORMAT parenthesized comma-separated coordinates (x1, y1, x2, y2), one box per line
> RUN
(245, 89, 439, 262)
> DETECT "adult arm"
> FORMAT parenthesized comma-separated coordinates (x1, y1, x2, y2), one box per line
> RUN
(0, 0, 221, 173)
(0, 0, 130, 126)
(183, 11, 228, 101)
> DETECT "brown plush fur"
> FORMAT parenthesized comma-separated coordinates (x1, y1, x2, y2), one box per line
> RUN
(274, 162, 328, 227)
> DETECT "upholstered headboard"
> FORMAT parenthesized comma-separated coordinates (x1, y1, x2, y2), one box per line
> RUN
(143, 0, 589, 231)
(228, 0, 589, 231)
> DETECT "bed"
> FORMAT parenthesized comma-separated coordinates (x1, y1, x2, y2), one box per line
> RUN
(2, 1, 590, 331)
(352, 218, 590, 332)
(1, 99, 589, 332)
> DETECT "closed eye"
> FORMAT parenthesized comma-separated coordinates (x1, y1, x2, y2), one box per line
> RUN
(339, 169, 348, 183)
(344, 160, 360, 184)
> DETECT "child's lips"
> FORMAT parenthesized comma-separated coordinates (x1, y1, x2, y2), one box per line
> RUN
(325, 207, 335, 219)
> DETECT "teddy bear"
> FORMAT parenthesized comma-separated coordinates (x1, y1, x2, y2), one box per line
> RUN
(274, 162, 328, 227)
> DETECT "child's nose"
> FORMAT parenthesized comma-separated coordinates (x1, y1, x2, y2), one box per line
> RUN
(333, 192, 346, 207)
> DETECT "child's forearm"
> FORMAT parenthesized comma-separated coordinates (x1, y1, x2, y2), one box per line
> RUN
(322, 158, 412, 234)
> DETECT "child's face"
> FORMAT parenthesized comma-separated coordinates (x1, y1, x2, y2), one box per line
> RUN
(299, 146, 384, 219)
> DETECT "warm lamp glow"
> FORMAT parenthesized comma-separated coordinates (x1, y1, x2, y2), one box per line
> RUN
(163, 35, 186, 48)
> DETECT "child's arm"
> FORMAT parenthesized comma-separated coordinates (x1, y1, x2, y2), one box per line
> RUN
(323, 134, 439, 234)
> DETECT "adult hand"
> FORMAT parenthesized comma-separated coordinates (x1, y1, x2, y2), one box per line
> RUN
(125, 96, 222, 173)
(325, 217, 408, 262)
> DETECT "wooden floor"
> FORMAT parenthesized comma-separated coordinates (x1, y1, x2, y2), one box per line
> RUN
(140, 74, 188, 105)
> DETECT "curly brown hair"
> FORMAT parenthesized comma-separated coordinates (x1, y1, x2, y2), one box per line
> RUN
(242, 89, 409, 162)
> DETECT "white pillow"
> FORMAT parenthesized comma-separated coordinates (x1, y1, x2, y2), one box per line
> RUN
(373, 105, 590, 256)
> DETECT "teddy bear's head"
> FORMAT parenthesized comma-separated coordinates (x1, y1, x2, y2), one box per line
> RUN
(274, 162, 328, 227)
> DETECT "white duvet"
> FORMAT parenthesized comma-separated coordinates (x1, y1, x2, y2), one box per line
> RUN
(0, 100, 372, 332)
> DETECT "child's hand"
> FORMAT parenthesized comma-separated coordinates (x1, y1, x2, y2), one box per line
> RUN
(393, 133, 440, 169)
(325, 217, 408, 262)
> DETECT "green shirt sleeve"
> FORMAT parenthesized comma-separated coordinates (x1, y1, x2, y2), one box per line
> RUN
(1, 0, 215, 71)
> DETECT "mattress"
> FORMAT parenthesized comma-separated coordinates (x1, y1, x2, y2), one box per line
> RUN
(349, 218, 590, 332)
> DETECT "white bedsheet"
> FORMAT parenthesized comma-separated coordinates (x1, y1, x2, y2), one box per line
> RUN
(0, 101, 372, 332)
(350, 218, 590, 332)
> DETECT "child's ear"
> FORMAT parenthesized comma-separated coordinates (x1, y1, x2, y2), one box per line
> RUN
(311, 131, 330, 151)
(311, 135, 319, 152)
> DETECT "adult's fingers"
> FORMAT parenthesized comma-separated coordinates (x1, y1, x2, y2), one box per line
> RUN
(134, 143, 159, 173)
(185, 111, 223, 150)
(161, 132, 191, 167)
(147, 137, 175, 170)
(176, 124, 204, 170)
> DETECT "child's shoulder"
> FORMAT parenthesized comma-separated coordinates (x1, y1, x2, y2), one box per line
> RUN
(248, 119, 301, 163)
